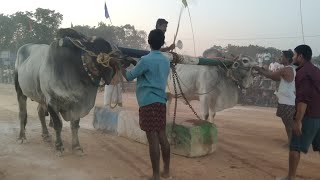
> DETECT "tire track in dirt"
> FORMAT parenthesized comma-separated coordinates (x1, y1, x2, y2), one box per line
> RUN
(107, 136, 149, 166)
(219, 138, 314, 180)
(88, 131, 149, 177)
(0, 170, 6, 179)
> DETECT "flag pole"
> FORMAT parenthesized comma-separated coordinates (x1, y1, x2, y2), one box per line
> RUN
(104, 2, 112, 25)
(187, 7, 196, 57)
(173, 5, 184, 45)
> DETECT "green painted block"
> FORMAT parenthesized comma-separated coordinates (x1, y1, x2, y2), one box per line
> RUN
(166, 119, 218, 157)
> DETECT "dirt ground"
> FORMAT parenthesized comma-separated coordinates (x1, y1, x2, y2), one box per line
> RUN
(0, 83, 319, 180)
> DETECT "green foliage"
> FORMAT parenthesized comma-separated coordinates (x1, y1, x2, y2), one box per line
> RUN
(0, 9, 147, 52)
(73, 23, 147, 50)
(0, 8, 63, 51)
(203, 44, 282, 59)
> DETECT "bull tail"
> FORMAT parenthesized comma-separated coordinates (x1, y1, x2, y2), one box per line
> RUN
(14, 71, 22, 96)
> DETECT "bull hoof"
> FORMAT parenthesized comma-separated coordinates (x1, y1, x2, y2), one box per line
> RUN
(42, 134, 52, 143)
(72, 146, 84, 156)
(55, 143, 64, 156)
(17, 136, 27, 144)
(49, 120, 54, 128)
(55, 151, 64, 157)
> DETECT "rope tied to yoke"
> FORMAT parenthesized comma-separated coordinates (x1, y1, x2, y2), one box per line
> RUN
(64, 36, 118, 68)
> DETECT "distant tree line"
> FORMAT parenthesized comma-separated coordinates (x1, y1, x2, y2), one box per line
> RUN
(0, 8, 147, 52)
(1, 8, 318, 63)
(203, 44, 320, 64)
(203, 44, 282, 59)
(0, 8, 63, 51)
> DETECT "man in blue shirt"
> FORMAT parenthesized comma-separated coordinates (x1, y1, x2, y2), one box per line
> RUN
(122, 29, 171, 180)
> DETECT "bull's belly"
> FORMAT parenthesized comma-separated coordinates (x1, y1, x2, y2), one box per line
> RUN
(17, 68, 45, 103)
(41, 83, 98, 120)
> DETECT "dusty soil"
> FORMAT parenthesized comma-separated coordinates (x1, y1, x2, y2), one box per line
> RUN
(0, 83, 319, 180)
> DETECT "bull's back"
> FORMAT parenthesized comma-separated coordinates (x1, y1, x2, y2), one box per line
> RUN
(15, 44, 49, 103)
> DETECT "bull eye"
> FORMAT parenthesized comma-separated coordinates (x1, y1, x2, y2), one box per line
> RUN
(242, 59, 249, 64)
(232, 62, 239, 68)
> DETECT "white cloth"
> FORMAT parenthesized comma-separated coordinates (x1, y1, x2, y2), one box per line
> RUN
(269, 62, 284, 72)
(275, 65, 296, 105)
(104, 84, 122, 106)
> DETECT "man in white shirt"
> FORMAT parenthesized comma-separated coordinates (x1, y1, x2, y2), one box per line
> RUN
(254, 50, 296, 145)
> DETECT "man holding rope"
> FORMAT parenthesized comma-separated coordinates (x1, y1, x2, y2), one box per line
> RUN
(155, 18, 175, 52)
(254, 50, 296, 146)
(122, 29, 171, 180)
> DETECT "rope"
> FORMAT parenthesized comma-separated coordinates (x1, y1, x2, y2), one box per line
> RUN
(167, 59, 230, 96)
(65, 36, 118, 67)
(186, 7, 196, 57)
(299, 0, 305, 44)
(173, 5, 184, 45)
(97, 53, 111, 67)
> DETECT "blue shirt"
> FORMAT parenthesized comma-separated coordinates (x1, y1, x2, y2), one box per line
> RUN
(126, 50, 170, 107)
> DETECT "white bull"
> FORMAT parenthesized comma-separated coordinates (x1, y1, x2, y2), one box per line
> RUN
(166, 55, 257, 122)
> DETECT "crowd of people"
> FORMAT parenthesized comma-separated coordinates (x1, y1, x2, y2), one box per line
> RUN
(0, 66, 14, 84)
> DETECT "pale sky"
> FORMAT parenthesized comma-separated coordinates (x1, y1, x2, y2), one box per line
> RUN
(1, 0, 320, 56)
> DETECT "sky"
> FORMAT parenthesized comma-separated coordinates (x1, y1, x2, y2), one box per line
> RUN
(1, 0, 320, 56)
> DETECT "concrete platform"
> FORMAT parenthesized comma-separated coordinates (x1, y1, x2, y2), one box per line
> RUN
(93, 106, 218, 157)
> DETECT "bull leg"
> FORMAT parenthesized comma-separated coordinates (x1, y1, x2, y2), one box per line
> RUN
(17, 94, 27, 143)
(15, 74, 28, 143)
(70, 119, 84, 155)
(47, 105, 64, 156)
(200, 95, 209, 121)
(208, 97, 217, 123)
(37, 104, 51, 142)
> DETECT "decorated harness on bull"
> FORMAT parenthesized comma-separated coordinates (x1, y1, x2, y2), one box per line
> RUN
(56, 28, 136, 87)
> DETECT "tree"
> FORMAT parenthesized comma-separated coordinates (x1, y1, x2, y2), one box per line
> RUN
(73, 23, 147, 50)
(0, 8, 63, 51)
(0, 14, 15, 50)
(202, 44, 282, 59)
(32, 8, 63, 44)
(1, 8, 147, 52)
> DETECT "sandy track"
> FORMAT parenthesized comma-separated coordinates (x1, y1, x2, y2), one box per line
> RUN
(0, 84, 319, 180)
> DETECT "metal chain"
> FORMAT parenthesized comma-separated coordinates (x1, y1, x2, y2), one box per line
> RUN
(171, 63, 178, 145)
(171, 63, 202, 121)
(170, 63, 202, 141)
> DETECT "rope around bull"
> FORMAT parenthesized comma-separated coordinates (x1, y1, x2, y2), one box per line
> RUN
(63, 37, 123, 109)
(64, 37, 118, 68)
(168, 59, 233, 97)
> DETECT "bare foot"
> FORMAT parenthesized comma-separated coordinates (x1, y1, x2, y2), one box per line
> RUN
(275, 176, 293, 180)
(161, 171, 171, 179)
(147, 176, 160, 180)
